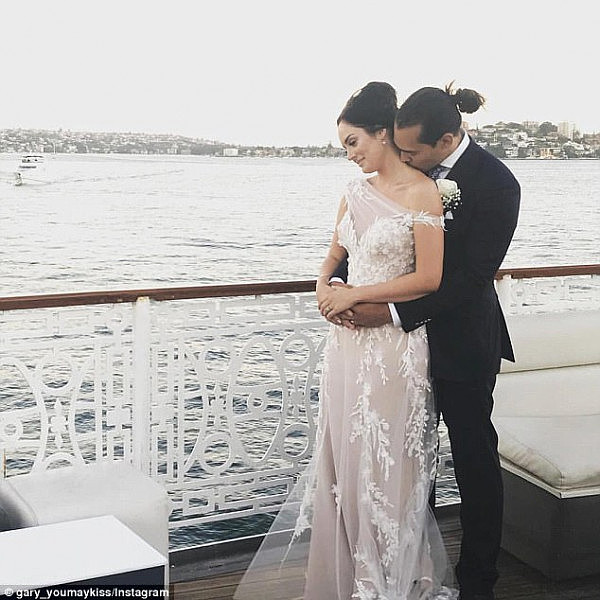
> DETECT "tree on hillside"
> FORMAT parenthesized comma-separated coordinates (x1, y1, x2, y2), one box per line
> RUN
(536, 121, 557, 136)
(487, 144, 506, 158)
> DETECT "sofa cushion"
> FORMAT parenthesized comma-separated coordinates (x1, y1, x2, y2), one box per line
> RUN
(0, 461, 171, 556)
(0, 479, 36, 531)
(501, 310, 600, 374)
(494, 414, 600, 491)
(493, 364, 600, 417)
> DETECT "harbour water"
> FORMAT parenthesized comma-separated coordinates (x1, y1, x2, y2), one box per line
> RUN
(1, 153, 599, 296)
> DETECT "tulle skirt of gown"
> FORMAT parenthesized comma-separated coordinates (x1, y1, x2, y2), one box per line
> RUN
(234, 322, 456, 599)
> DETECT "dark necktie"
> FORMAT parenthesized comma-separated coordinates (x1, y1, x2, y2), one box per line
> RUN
(426, 165, 446, 180)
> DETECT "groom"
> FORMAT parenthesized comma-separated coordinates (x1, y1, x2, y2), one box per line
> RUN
(331, 85, 520, 600)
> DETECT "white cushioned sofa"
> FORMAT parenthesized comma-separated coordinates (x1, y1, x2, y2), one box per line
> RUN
(492, 309, 600, 579)
(0, 461, 171, 559)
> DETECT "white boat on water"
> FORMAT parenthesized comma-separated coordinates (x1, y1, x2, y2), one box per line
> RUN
(17, 154, 45, 169)
(14, 154, 47, 185)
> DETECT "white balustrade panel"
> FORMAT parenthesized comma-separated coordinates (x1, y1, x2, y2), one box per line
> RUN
(0, 304, 135, 473)
(149, 293, 327, 530)
(497, 273, 600, 313)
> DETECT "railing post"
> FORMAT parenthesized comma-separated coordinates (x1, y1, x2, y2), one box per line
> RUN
(496, 274, 513, 311)
(132, 296, 151, 473)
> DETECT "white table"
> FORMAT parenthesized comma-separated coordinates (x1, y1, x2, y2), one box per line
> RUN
(0, 516, 167, 593)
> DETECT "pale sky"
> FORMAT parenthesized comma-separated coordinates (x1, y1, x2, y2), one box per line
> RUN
(1, 0, 597, 146)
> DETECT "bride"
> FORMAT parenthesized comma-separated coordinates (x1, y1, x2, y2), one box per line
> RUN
(235, 82, 454, 599)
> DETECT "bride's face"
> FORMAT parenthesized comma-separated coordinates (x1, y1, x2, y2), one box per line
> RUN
(338, 121, 387, 173)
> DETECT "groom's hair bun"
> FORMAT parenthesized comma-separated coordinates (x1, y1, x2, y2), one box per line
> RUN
(396, 82, 485, 146)
(337, 81, 398, 135)
(446, 82, 485, 114)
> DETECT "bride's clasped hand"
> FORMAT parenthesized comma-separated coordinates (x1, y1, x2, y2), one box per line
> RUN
(317, 281, 357, 318)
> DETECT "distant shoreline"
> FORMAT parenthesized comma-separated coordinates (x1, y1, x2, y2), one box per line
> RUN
(1, 151, 598, 161)
(2, 122, 599, 160)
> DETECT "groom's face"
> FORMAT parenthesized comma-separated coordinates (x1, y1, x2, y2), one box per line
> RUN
(393, 124, 445, 172)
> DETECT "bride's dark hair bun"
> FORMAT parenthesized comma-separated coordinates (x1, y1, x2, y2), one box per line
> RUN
(337, 81, 398, 134)
(445, 82, 485, 114)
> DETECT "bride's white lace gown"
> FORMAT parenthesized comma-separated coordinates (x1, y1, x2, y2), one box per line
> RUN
(235, 179, 454, 600)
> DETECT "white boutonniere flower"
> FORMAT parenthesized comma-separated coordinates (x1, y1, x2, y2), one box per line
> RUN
(435, 179, 462, 217)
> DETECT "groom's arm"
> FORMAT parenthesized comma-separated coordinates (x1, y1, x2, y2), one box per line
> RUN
(395, 185, 520, 332)
(331, 256, 348, 282)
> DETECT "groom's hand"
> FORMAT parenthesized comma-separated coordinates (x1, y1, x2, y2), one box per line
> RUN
(343, 303, 393, 328)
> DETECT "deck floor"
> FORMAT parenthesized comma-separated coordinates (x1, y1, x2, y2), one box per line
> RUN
(169, 513, 600, 599)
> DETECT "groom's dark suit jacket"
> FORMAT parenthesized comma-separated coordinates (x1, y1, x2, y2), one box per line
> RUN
(335, 139, 521, 381)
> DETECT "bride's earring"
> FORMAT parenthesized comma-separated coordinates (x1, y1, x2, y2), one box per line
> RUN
(382, 140, 387, 145)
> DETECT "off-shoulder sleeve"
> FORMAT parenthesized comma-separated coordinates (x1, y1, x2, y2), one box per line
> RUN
(412, 211, 445, 228)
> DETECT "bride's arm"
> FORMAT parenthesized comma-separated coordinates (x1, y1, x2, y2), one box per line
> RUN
(316, 197, 348, 307)
(323, 183, 443, 315)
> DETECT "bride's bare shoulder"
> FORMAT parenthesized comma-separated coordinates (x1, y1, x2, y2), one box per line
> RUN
(407, 177, 442, 216)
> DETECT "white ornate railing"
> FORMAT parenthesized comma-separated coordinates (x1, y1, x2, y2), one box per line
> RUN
(0, 266, 598, 548)
(495, 265, 600, 314)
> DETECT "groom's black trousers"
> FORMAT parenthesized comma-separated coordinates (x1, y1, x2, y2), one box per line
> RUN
(433, 375, 503, 595)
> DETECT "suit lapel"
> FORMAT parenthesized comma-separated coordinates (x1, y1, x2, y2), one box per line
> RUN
(442, 139, 483, 229)
(446, 138, 482, 186)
